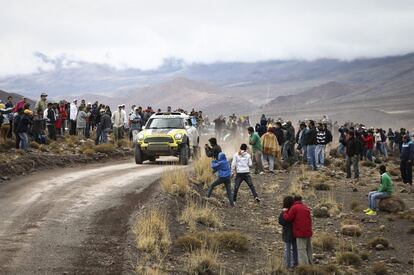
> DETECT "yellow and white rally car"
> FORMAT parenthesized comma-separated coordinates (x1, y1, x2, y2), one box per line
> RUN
(134, 112, 200, 165)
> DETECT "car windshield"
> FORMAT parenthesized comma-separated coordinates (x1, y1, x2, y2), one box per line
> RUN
(146, 118, 184, 129)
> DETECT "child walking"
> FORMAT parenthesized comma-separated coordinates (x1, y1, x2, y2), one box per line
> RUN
(207, 152, 234, 207)
(278, 196, 298, 268)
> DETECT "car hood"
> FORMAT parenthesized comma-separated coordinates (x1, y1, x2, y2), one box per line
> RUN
(143, 128, 185, 136)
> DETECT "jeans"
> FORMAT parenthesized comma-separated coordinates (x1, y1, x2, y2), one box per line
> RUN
(302, 145, 307, 163)
(18, 132, 29, 150)
(101, 128, 110, 144)
(207, 176, 234, 206)
(296, 238, 313, 265)
(315, 144, 325, 167)
(284, 240, 298, 268)
(400, 160, 413, 185)
(337, 143, 346, 156)
(282, 141, 290, 160)
(233, 173, 258, 202)
(366, 149, 373, 161)
(346, 155, 359, 178)
(253, 150, 264, 173)
(307, 145, 317, 170)
(262, 154, 275, 172)
(368, 191, 389, 210)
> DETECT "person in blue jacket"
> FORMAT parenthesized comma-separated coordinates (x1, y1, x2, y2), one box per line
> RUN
(207, 152, 234, 207)
(400, 135, 414, 186)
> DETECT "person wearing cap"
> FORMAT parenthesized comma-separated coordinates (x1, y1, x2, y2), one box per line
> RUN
(16, 109, 33, 150)
(111, 105, 125, 141)
(130, 107, 143, 142)
(69, 100, 78, 135)
(34, 92, 48, 117)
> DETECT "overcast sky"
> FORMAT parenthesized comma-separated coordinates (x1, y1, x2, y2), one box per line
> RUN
(1, 0, 414, 76)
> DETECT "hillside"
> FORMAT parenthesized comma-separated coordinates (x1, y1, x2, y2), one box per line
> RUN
(0, 90, 35, 108)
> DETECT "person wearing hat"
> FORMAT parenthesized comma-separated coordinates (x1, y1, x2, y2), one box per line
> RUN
(69, 99, 78, 135)
(17, 109, 33, 150)
(34, 92, 48, 117)
(111, 105, 125, 142)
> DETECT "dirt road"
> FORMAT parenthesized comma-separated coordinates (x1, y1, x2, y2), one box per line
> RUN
(0, 159, 176, 275)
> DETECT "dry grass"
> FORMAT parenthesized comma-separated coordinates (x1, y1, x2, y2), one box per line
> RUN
(193, 156, 215, 186)
(117, 138, 133, 148)
(176, 231, 248, 252)
(49, 141, 62, 154)
(133, 209, 171, 258)
(29, 141, 40, 149)
(180, 201, 221, 231)
(341, 224, 362, 237)
(295, 265, 329, 275)
(176, 234, 204, 251)
(185, 248, 219, 275)
(94, 143, 116, 154)
(336, 252, 362, 267)
(371, 262, 388, 275)
(313, 233, 337, 251)
(160, 169, 190, 196)
(264, 255, 288, 275)
(313, 182, 331, 191)
(0, 140, 16, 152)
(82, 148, 96, 156)
(350, 201, 361, 211)
(135, 266, 166, 275)
(318, 192, 342, 216)
(368, 237, 389, 249)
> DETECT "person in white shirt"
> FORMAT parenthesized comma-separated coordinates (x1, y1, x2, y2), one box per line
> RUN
(231, 143, 261, 203)
(69, 100, 78, 135)
(111, 105, 125, 141)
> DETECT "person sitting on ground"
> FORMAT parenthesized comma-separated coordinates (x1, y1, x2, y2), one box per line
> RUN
(207, 152, 234, 207)
(278, 195, 298, 268)
(364, 165, 393, 216)
(232, 143, 261, 203)
(205, 137, 222, 160)
(282, 194, 313, 266)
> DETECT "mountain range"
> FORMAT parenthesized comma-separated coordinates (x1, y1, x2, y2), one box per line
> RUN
(1, 53, 413, 127)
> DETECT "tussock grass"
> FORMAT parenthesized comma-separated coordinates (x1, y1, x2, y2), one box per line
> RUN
(295, 265, 328, 275)
(0, 139, 16, 152)
(135, 266, 166, 275)
(264, 255, 287, 275)
(180, 201, 221, 231)
(29, 141, 40, 149)
(368, 237, 389, 249)
(185, 248, 219, 275)
(94, 143, 116, 154)
(133, 209, 171, 258)
(336, 252, 362, 267)
(318, 192, 342, 216)
(313, 182, 331, 191)
(313, 233, 337, 251)
(341, 224, 362, 237)
(372, 262, 388, 275)
(160, 169, 190, 196)
(194, 156, 215, 186)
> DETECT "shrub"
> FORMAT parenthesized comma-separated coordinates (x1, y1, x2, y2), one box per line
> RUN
(94, 143, 115, 154)
(0, 140, 16, 152)
(176, 234, 203, 251)
(314, 182, 331, 191)
(295, 265, 328, 275)
(194, 156, 215, 186)
(321, 263, 340, 274)
(368, 237, 389, 249)
(135, 266, 166, 275)
(185, 248, 219, 275)
(213, 231, 248, 251)
(160, 169, 190, 196)
(176, 231, 247, 252)
(30, 141, 40, 149)
(371, 262, 388, 275)
(180, 202, 221, 231)
(265, 255, 288, 275)
(313, 234, 337, 251)
(341, 224, 362, 237)
(336, 252, 362, 267)
(82, 148, 96, 156)
(133, 209, 170, 258)
(360, 251, 369, 261)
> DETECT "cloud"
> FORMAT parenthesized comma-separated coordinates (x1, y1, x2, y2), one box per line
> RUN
(1, 0, 414, 75)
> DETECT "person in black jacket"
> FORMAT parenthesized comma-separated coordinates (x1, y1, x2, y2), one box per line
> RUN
(17, 109, 33, 151)
(274, 122, 285, 146)
(96, 109, 112, 144)
(205, 137, 222, 159)
(400, 135, 414, 186)
(345, 131, 363, 179)
(46, 103, 57, 141)
(306, 120, 317, 170)
(278, 195, 298, 268)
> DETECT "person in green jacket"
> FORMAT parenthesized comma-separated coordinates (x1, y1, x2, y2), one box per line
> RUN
(248, 126, 264, 174)
(364, 165, 393, 216)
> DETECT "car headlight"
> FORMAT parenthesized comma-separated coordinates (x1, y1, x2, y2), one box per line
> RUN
(174, 133, 183, 140)
(138, 133, 145, 141)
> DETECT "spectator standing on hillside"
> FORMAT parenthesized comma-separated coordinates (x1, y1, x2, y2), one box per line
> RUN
(207, 152, 234, 207)
(34, 92, 48, 117)
(297, 122, 308, 162)
(362, 130, 375, 161)
(44, 102, 57, 141)
(345, 131, 363, 179)
(205, 137, 222, 160)
(232, 143, 260, 203)
(283, 195, 313, 266)
(130, 107, 143, 142)
(97, 109, 111, 144)
(400, 135, 414, 187)
(17, 109, 33, 151)
(248, 126, 264, 175)
(315, 122, 327, 168)
(261, 127, 281, 173)
(282, 121, 295, 160)
(69, 100, 78, 135)
(58, 101, 68, 135)
(364, 165, 393, 216)
(278, 196, 298, 268)
(306, 120, 317, 170)
(76, 106, 88, 140)
(111, 105, 125, 142)
(0, 102, 13, 141)
(13, 109, 23, 148)
(387, 128, 395, 152)
(5, 96, 14, 139)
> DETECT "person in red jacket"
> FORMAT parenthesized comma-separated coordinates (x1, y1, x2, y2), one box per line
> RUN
(283, 195, 313, 265)
(362, 130, 375, 161)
